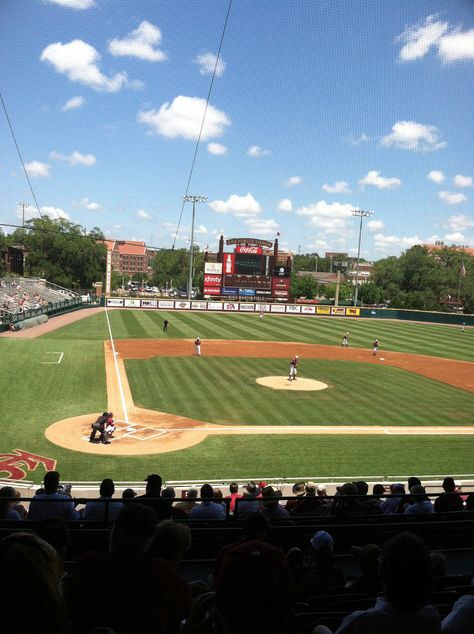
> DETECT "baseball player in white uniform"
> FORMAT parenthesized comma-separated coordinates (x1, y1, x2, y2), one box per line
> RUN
(288, 355, 298, 381)
(195, 336, 201, 356)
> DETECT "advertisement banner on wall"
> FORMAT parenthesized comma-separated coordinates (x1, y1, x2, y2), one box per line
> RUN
(207, 302, 223, 310)
(203, 287, 221, 296)
(301, 305, 316, 314)
(256, 289, 272, 295)
(141, 300, 158, 308)
(158, 300, 174, 309)
(235, 245, 262, 255)
(222, 287, 238, 295)
(204, 262, 223, 274)
(124, 299, 141, 307)
(270, 304, 286, 312)
(203, 274, 222, 287)
(239, 288, 256, 296)
(273, 265, 291, 277)
(286, 305, 301, 313)
(223, 253, 235, 275)
(239, 303, 255, 311)
(224, 302, 238, 311)
(316, 306, 331, 315)
(191, 301, 207, 310)
(273, 290, 290, 298)
(107, 298, 124, 307)
(272, 277, 291, 291)
(174, 301, 191, 310)
(331, 307, 346, 316)
(346, 307, 360, 316)
(255, 303, 271, 312)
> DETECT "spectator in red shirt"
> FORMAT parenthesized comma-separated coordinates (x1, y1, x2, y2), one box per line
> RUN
(226, 482, 242, 514)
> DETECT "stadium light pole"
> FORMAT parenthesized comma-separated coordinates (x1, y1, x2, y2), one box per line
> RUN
(352, 209, 374, 307)
(182, 195, 207, 300)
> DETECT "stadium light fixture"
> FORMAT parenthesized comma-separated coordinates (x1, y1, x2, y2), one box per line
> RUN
(182, 195, 208, 300)
(352, 209, 374, 307)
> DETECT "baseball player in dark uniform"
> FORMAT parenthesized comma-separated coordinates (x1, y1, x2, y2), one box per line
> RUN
(288, 355, 298, 380)
(372, 339, 379, 355)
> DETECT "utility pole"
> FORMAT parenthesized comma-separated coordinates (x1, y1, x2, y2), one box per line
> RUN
(17, 201, 29, 227)
(352, 209, 374, 307)
(182, 195, 207, 300)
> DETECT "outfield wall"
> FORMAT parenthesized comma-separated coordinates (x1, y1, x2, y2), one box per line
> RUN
(105, 297, 473, 326)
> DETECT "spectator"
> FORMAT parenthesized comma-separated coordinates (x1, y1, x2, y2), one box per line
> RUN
(215, 539, 294, 634)
(82, 478, 123, 522)
(67, 503, 191, 633)
(381, 483, 406, 514)
(161, 486, 189, 519)
(235, 481, 262, 517)
(225, 482, 242, 514)
(149, 519, 192, 567)
(0, 532, 66, 634)
(27, 471, 80, 521)
(404, 485, 434, 515)
(136, 473, 171, 521)
(174, 488, 199, 514)
(293, 530, 345, 595)
(442, 594, 474, 633)
(314, 531, 440, 634)
(36, 516, 70, 561)
(13, 489, 28, 518)
(0, 485, 21, 519)
(466, 494, 474, 511)
(317, 484, 328, 497)
(260, 486, 291, 521)
(290, 481, 328, 515)
(434, 477, 464, 513)
(190, 484, 226, 520)
(285, 481, 306, 511)
(354, 480, 382, 514)
(330, 482, 365, 516)
(430, 551, 448, 578)
(122, 488, 137, 501)
(346, 543, 382, 596)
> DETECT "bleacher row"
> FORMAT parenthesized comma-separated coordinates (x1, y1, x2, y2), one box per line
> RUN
(0, 276, 78, 319)
(1, 474, 474, 633)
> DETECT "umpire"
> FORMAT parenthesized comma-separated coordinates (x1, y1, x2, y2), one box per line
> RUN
(89, 412, 110, 444)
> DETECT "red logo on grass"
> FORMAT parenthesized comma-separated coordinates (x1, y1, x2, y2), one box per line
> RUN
(0, 449, 56, 480)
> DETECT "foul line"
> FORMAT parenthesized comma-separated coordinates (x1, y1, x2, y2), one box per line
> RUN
(105, 306, 129, 424)
(42, 351, 64, 365)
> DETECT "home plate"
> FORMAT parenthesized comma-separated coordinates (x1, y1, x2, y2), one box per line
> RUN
(256, 376, 329, 391)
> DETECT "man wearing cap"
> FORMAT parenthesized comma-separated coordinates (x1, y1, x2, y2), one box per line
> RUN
(136, 474, 172, 521)
(235, 481, 262, 517)
(294, 530, 345, 595)
(291, 482, 328, 515)
(381, 483, 406, 514)
(330, 482, 365, 516)
(404, 485, 434, 515)
(288, 355, 299, 381)
(285, 481, 306, 511)
(194, 336, 201, 356)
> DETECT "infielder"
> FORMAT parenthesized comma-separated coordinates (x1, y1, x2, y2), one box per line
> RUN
(288, 355, 298, 381)
(342, 332, 349, 347)
(372, 339, 379, 356)
(195, 336, 202, 356)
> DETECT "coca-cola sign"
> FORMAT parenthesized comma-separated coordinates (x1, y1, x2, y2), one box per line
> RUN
(236, 245, 262, 255)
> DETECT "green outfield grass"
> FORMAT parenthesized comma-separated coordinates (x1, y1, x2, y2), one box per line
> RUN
(126, 356, 474, 426)
(0, 308, 472, 482)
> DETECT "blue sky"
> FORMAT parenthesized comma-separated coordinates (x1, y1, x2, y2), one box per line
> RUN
(1, 0, 473, 261)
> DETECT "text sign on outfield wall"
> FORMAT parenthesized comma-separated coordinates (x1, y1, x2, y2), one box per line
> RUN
(226, 237, 273, 247)
(239, 303, 255, 311)
(107, 298, 124, 306)
(301, 305, 316, 314)
(271, 304, 286, 312)
(224, 303, 238, 311)
(191, 301, 207, 310)
(159, 300, 174, 309)
(346, 307, 360, 316)
(142, 300, 157, 308)
(331, 307, 346, 315)
(124, 299, 141, 307)
(203, 287, 221, 295)
(239, 288, 256, 296)
(204, 262, 223, 274)
(222, 287, 238, 295)
(203, 274, 222, 287)
(235, 245, 262, 255)
(286, 305, 301, 313)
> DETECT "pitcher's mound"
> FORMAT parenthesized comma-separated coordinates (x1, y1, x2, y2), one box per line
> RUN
(256, 376, 329, 391)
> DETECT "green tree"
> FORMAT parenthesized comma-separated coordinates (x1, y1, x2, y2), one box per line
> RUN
(290, 273, 318, 299)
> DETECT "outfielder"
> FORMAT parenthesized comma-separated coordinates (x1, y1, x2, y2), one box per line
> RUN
(372, 339, 379, 356)
(195, 336, 201, 356)
(288, 355, 299, 381)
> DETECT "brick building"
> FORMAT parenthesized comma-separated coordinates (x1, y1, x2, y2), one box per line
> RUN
(102, 240, 154, 275)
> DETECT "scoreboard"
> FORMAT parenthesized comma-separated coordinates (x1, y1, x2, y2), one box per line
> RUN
(235, 254, 261, 275)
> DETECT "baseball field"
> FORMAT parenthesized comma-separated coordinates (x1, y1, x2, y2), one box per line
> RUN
(1, 307, 474, 484)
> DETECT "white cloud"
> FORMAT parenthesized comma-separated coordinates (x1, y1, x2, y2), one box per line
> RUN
(396, 14, 448, 61)
(108, 21, 166, 62)
(445, 215, 474, 232)
(454, 174, 473, 188)
(209, 193, 261, 218)
(39, 206, 70, 220)
(284, 176, 302, 188)
(438, 28, 474, 63)
(40, 40, 129, 92)
(367, 219, 384, 231)
(444, 232, 465, 242)
(45, 0, 94, 9)
(349, 133, 369, 145)
(358, 170, 401, 189)
(247, 145, 271, 157)
(322, 181, 350, 193)
(428, 170, 445, 183)
(194, 52, 225, 76)
(381, 121, 445, 152)
(61, 96, 84, 111)
(25, 161, 51, 178)
(73, 197, 100, 210)
(207, 142, 227, 155)
(243, 218, 280, 236)
(373, 233, 421, 252)
(278, 199, 293, 212)
(296, 200, 356, 233)
(438, 191, 468, 205)
(49, 150, 96, 166)
(136, 210, 152, 221)
(195, 225, 208, 234)
(138, 96, 231, 141)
